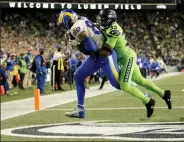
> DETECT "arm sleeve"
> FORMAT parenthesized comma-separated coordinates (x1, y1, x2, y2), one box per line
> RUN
(105, 37, 118, 49)
(80, 37, 97, 52)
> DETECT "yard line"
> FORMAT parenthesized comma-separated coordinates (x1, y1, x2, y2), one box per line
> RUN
(44, 106, 184, 111)
(1, 72, 183, 121)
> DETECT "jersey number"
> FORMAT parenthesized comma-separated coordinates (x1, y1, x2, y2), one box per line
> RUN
(109, 30, 120, 36)
(109, 25, 120, 36)
(73, 27, 81, 37)
(85, 20, 101, 35)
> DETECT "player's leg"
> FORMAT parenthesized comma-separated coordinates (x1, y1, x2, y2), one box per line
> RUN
(101, 51, 120, 89)
(74, 56, 99, 108)
(65, 56, 99, 118)
(133, 65, 164, 97)
(36, 73, 45, 94)
(155, 69, 160, 78)
(99, 75, 107, 90)
(28, 70, 32, 88)
(119, 50, 155, 118)
(151, 70, 156, 79)
(132, 64, 172, 109)
(163, 68, 168, 73)
(143, 68, 147, 78)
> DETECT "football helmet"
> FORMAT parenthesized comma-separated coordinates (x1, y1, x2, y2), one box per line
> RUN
(96, 9, 117, 27)
(57, 9, 78, 29)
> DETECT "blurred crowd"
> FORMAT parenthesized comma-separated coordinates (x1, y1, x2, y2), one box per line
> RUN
(0, 9, 184, 96)
(118, 11, 184, 66)
(1, 10, 183, 64)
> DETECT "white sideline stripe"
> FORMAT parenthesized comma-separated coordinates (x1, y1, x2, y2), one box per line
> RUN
(44, 106, 184, 111)
(1, 72, 183, 121)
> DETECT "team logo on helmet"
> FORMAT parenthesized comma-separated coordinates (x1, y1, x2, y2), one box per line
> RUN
(57, 9, 78, 29)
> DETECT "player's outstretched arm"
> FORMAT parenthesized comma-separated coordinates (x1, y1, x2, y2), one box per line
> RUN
(98, 43, 113, 57)
(98, 26, 120, 57)
(77, 31, 98, 55)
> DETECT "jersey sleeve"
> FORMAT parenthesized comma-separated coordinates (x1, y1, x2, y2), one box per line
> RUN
(70, 21, 84, 40)
(104, 24, 121, 49)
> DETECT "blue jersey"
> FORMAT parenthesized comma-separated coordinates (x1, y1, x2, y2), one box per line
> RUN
(142, 57, 149, 69)
(150, 61, 160, 71)
(6, 58, 15, 71)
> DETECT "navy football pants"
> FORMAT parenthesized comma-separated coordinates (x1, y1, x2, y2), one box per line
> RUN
(74, 51, 120, 108)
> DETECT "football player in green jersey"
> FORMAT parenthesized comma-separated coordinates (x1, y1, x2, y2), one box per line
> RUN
(96, 9, 172, 118)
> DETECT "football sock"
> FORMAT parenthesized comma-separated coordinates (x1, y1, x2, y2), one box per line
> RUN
(78, 104, 84, 109)
(74, 76, 85, 107)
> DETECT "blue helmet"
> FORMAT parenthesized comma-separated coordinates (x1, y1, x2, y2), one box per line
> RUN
(57, 9, 78, 29)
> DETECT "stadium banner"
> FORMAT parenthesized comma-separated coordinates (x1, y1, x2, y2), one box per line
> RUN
(0, 1, 176, 10)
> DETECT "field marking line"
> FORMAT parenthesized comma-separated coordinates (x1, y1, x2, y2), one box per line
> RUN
(1, 72, 183, 121)
(44, 106, 184, 111)
(172, 90, 184, 92)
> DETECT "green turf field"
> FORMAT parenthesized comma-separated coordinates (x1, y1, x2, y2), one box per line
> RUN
(1, 73, 184, 141)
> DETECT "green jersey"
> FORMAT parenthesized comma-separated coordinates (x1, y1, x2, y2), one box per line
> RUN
(103, 22, 128, 60)
(103, 22, 165, 108)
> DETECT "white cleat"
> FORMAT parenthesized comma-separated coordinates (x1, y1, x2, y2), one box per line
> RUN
(65, 107, 85, 118)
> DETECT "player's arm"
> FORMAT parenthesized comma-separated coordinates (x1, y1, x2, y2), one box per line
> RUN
(71, 25, 97, 55)
(78, 31, 98, 55)
(78, 31, 118, 57)
(99, 28, 120, 57)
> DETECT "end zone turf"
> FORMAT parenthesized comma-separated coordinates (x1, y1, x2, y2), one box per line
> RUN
(1, 73, 184, 141)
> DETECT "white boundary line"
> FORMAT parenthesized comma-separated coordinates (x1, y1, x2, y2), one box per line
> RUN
(1, 72, 183, 121)
(44, 106, 184, 111)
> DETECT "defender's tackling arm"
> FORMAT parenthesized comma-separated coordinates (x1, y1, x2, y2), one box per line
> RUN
(99, 27, 120, 57)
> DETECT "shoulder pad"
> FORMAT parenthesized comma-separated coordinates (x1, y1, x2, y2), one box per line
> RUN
(107, 29, 120, 37)
(70, 21, 84, 38)
(106, 24, 120, 37)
